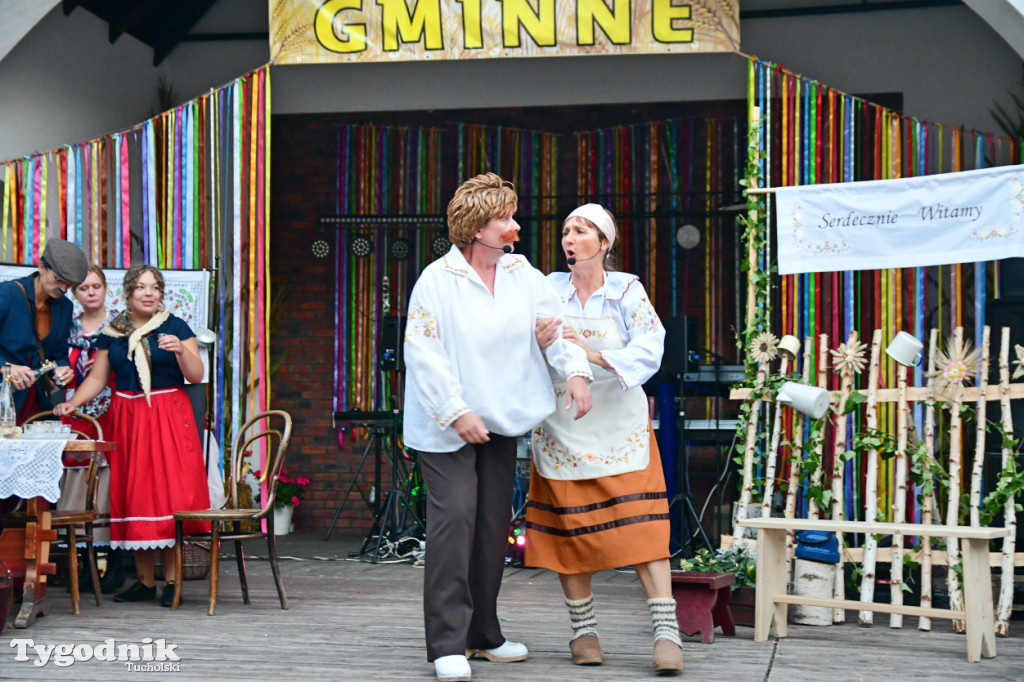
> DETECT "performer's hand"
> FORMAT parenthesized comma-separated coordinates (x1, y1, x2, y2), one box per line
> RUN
(563, 326, 609, 369)
(54, 366, 74, 387)
(452, 412, 490, 444)
(156, 333, 183, 354)
(535, 316, 560, 351)
(565, 376, 593, 420)
(53, 401, 77, 417)
(7, 364, 36, 390)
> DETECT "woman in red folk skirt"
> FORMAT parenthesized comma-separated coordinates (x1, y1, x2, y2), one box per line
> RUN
(55, 263, 210, 608)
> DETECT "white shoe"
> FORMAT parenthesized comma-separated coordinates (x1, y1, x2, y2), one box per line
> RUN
(467, 640, 529, 662)
(434, 655, 471, 682)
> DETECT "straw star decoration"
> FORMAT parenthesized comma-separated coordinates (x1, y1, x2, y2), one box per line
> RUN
(831, 339, 868, 374)
(749, 332, 779, 365)
(1013, 344, 1024, 380)
(927, 337, 981, 398)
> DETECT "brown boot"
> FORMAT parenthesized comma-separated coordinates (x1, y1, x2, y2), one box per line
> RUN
(652, 639, 683, 675)
(569, 635, 603, 666)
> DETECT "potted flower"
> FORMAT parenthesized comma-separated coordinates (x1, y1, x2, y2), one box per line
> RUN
(676, 544, 757, 627)
(254, 469, 310, 535)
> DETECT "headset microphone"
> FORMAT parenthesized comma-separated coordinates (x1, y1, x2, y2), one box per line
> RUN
(476, 239, 513, 254)
(566, 249, 601, 266)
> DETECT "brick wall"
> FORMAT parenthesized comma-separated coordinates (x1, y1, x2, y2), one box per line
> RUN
(268, 104, 745, 536)
(270, 114, 370, 535)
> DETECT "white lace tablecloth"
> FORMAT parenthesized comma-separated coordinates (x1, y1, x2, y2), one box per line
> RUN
(0, 439, 65, 502)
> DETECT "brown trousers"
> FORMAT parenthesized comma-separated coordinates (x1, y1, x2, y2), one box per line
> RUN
(418, 435, 517, 661)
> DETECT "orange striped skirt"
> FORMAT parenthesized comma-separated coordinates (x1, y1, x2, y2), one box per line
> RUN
(524, 428, 670, 574)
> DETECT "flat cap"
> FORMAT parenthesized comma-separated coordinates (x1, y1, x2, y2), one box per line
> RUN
(41, 238, 89, 286)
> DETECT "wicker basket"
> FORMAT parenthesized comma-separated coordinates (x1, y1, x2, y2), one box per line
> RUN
(154, 541, 211, 581)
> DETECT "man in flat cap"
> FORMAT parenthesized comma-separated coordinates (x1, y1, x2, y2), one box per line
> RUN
(0, 237, 90, 421)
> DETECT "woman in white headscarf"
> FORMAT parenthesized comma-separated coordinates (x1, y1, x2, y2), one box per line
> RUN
(528, 204, 681, 674)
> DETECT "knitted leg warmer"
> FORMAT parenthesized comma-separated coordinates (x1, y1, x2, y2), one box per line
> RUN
(565, 594, 598, 641)
(647, 597, 683, 647)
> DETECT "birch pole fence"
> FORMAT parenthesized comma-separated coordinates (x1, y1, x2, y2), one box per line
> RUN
(859, 329, 884, 626)
(728, 325, 1024, 635)
(735, 362, 768, 544)
(919, 328, 940, 632)
(831, 331, 857, 623)
(996, 326, 1018, 636)
(970, 327, 992, 526)
(946, 326, 967, 633)
(890, 360, 909, 628)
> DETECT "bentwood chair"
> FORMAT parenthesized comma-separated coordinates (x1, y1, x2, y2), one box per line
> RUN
(14, 411, 105, 614)
(172, 410, 293, 615)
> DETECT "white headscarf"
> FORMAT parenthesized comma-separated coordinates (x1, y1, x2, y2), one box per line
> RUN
(566, 204, 616, 249)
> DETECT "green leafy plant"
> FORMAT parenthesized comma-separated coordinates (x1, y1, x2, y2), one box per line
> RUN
(980, 421, 1024, 527)
(678, 545, 756, 588)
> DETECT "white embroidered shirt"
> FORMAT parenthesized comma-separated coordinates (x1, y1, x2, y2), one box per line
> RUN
(403, 246, 592, 453)
(547, 271, 666, 390)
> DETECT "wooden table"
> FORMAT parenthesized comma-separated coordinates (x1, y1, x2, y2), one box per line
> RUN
(0, 439, 116, 628)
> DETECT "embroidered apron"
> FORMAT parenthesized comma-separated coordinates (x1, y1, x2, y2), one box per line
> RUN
(531, 313, 650, 481)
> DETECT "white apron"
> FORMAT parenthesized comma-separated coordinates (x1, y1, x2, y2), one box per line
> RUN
(531, 313, 650, 481)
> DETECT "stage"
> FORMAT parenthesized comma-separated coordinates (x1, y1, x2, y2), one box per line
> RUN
(2, 532, 1022, 680)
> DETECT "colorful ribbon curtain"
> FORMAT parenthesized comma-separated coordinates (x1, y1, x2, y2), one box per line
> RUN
(333, 123, 560, 414)
(0, 66, 272, 474)
(334, 125, 445, 413)
(574, 118, 746, 358)
(457, 124, 560, 274)
(747, 57, 1022, 523)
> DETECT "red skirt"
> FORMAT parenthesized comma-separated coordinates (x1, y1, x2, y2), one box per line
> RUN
(107, 387, 210, 549)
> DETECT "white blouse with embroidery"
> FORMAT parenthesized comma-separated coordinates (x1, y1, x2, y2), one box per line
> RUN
(403, 246, 593, 454)
(547, 271, 666, 390)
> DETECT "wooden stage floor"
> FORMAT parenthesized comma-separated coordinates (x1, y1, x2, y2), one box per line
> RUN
(2, 532, 1022, 680)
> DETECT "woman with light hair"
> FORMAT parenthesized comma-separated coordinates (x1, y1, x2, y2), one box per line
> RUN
(55, 263, 210, 608)
(403, 173, 593, 682)
(530, 204, 681, 674)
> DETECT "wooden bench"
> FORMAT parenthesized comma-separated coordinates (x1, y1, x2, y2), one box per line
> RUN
(737, 517, 1011, 662)
(670, 571, 736, 643)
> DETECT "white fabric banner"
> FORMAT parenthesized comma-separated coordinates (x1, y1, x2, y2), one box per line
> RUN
(775, 164, 1024, 275)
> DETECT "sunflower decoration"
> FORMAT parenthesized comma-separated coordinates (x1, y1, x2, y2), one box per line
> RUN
(927, 337, 981, 399)
(749, 332, 779, 366)
(831, 338, 868, 375)
(1013, 344, 1024, 381)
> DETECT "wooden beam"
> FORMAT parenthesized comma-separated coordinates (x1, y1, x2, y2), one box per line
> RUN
(730, 383, 1024, 403)
(721, 534, 1024, 567)
(109, 0, 158, 44)
(739, 517, 1009, 540)
(151, 0, 218, 66)
(773, 594, 965, 621)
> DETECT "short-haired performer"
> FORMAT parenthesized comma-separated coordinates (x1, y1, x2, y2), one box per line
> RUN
(403, 173, 593, 682)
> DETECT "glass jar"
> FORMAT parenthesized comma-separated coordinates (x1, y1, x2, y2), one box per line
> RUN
(0, 365, 16, 428)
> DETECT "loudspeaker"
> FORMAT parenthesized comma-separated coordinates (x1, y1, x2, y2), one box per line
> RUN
(662, 316, 698, 374)
(381, 315, 407, 372)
